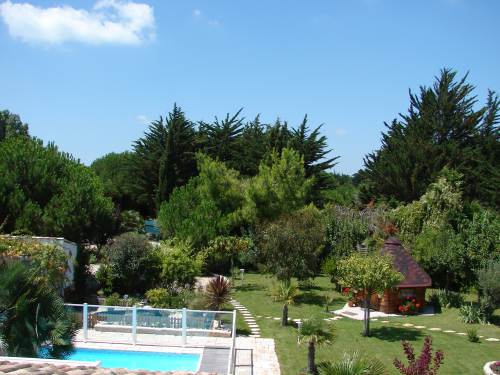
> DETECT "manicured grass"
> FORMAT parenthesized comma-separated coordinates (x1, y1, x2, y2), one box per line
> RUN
(233, 273, 500, 375)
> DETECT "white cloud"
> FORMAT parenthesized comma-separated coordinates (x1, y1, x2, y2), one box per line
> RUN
(136, 114, 149, 125)
(0, 0, 155, 45)
(192, 8, 220, 27)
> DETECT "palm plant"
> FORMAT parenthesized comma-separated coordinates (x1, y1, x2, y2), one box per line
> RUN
(298, 318, 336, 375)
(0, 261, 76, 358)
(272, 280, 298, 326)
(205, 275, 232, 311)
(318, 352, 387, 375)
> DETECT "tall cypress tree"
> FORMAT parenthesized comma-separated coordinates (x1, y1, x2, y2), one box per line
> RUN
(198, 109, 244, 170)
(132, 104, 197, 216)
(289, 115, 339, 205)
(358, 69, 500, 207)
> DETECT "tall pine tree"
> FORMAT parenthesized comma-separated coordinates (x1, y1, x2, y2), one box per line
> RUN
(358, 69, 500, 207)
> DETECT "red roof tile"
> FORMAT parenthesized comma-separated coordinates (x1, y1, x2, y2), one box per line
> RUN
(380, 237, 432, 288)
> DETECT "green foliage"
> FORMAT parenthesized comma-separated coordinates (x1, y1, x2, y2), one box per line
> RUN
(0, 136, 114, 242)
(247, 148, 313, 221)
(155, 241, 202, 288)
(104, 293, 121, 306)
(359, 69, 500, 207)
(101, 232, 157, 294)
(0, 261, 76, 358)
(0, 236, 68, 289)
(321, 174, 359, 207)
(201, 236, 250, 274)
(257, 205, 325, 282)
(477, 260, 500, 322)
(428, 289, 464, 311)
(158, 179, 220, 248)
(298, 317, 336, 375)
(90, 152, 136, 211)
(466, 327, 480, 343)
(131, 104, 197, 216)
(317, 352, 387, 375)
(412, 226, 466, 290)
(96, 264, 114, 296)
(145, 288, 192, 309)
(393, 171, 499, 290)
(323, 205, 372, 259)
(458, 303, 485, 324)
(0, 109, 29, 141)
(272, 280, 299, 305)
(204, 275, 232, 311)
(119, 210, 144, 234)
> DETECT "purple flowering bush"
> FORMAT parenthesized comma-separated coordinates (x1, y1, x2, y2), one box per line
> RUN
(393, 336, 444, 375)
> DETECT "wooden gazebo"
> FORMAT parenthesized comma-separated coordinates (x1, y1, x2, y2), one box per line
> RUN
(377, 237, 432, 313)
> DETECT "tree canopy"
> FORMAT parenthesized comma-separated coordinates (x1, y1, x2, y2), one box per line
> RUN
(358, 69, 500, 208)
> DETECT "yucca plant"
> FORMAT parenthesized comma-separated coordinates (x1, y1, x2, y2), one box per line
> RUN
(318, 352, 387, 375)
(272, 280, 298, 326)
(204, 275, 232, 311)
(298, 318, 336, 375)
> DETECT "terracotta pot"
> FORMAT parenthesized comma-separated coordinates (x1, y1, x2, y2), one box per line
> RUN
(347, 300, 354, 307)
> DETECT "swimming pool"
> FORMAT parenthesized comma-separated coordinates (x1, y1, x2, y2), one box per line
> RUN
(68, 348, 200, 371)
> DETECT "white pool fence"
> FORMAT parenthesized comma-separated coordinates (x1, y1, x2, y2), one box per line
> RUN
(65, 304, 237, 374)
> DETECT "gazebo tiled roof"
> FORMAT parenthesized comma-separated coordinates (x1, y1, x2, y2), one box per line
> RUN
(380, 237, 432, 288)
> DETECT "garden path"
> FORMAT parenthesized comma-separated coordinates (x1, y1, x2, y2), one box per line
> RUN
(231, 299, 261, 338)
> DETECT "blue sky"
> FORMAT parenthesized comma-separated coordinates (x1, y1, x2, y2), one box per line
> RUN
(1, 0, 499, 175)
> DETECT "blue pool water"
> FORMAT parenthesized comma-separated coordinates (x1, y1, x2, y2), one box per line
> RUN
(68, 348, 200, 371)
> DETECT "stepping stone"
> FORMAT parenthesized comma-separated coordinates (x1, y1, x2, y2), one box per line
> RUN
(402, 323, 413, 327)
(256, 315, 262, 318)
(381, 320, 389, 323)
(273, 317, 281, 320)
(249, 335, 260, 338)
(479, 336, 484, 338)
(247, 323, 259, 327)
(371, 318, 378, 321)
(456, 332, 467, 335)
(443, 330, 455, 333)
(266, 316, 272, 319)
(415, 326, 426, 329)
(292, 319, 301, 323)
(485, 338, 499, 342)
(429, 328, 441, 331)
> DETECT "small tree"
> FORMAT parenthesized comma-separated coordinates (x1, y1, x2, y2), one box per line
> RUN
(477, 260, 500, 322)
(337, 253, 403, 336)
(393, 336, 444, 375)
(272, 280, 298, 326)
(298, 318, 336, 375)
(156, 241, 203, 289)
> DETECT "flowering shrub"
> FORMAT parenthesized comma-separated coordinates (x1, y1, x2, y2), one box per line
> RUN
(394, 336, 444, 375)
(398, 296, 420, 315)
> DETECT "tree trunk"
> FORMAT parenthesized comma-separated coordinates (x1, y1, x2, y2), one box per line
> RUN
(282, 303, 288, 326)
(307, 341, 316, 375)
(363, 292, 370, 337)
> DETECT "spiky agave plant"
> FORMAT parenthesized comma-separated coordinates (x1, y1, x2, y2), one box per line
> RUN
(318, 352, 387, 375)
(205, 275, 232, 311)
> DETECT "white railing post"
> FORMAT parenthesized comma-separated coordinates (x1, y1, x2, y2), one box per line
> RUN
(83, 303, 88, 342)
(132, 306, 137, 345)
(182, 308, 187, 345)
(231, 309, 237, 374)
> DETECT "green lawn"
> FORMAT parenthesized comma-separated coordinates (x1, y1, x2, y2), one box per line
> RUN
(233, 273, 500, 375)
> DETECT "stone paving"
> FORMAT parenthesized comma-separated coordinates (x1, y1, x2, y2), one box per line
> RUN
(230, 299, 261, 338)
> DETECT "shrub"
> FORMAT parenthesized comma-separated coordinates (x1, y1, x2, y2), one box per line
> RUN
(466, 327, 480, 343)
(398, 297, 420, 315)
(104, 293, 121, 306)
(0, 236, 68, 289)
(204, 275, 232, 311)
(477, 260, 500, 323)
(394, 336, 444, 375)
(96, 264, 114, 296)
(459, 303, 485, 324)
(429, 289, 464, 311)
(318, 352, 386, 375)
(101, 232, 157, 295)
(200, 236, 250, 275)
(145, 288, 192, 309)
(156, 241, 203, 289)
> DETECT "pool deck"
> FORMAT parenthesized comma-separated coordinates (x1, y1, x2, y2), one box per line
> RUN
(75, 331, 280, 375)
